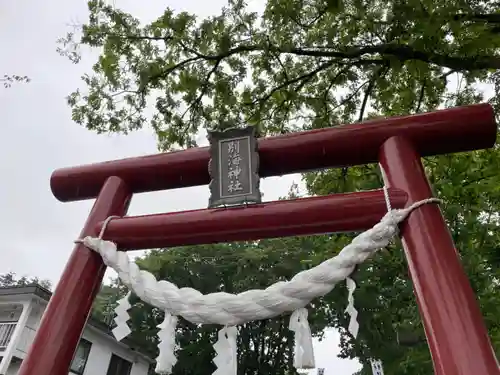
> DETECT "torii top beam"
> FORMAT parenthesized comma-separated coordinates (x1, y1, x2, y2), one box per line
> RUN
(51, 104, 496, 203)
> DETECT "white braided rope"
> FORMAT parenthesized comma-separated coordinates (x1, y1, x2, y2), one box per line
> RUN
(79, 198, 440, 327)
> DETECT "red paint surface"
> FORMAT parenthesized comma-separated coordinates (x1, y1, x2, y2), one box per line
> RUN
(51, 104, 496, 202)
(96, 188, 408, 250)
(18, 177, 132, 375)
(379, 137, 499, 375)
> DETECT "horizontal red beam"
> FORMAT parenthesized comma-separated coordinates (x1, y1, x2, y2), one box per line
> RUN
(52, 104, 496, 202)
(96, 188, 407, 250)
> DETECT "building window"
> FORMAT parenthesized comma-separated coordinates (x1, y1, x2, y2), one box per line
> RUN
(69, 338, 92, 375)
(106, 354, 132, 375)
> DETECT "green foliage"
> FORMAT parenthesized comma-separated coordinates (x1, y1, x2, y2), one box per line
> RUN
(91, 280, 127, 324)
(60, 0, 500, 150)
(0, 272, 52, 290)
(2, 74, 30, 88)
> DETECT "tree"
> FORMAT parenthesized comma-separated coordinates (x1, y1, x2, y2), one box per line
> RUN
(2, 75, 30, 88)
(69, 1, 500, 373)
(59, 0, 500, 150)
(0, 272, 52, 290)
(91, 280, 126, 325)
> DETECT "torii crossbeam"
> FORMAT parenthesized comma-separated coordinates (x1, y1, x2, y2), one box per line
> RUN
(18, 104, 499, 375)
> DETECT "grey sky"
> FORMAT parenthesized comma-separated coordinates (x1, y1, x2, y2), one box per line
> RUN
(0, 1, 360, 374)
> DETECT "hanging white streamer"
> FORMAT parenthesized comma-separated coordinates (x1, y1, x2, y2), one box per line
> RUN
(345, 277, 359, 338)
(155, 312, 178, 374)
(112, 291, 131, 341)
(213, 327, 238, 375)
(289, 308, 315, 369)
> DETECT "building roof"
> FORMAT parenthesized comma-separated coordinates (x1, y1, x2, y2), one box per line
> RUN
(0, 284, 154, 361)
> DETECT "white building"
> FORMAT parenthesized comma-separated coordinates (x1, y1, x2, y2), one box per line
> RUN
(0, 284, 154, 375)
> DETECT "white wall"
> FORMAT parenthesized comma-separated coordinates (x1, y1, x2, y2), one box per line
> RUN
(25, 304, 45, 330)
(13, 301, 46, 358)
(80, 327, 150, 375)
(4, 326, 150, 375)
(1, 298, 151, 375)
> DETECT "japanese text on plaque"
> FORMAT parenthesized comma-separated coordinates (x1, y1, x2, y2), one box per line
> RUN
(227, 140, 243, 193)
(207, 126, 261, 207)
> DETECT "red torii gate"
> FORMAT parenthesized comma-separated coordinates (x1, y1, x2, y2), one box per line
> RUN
(18, 104, 499, 375)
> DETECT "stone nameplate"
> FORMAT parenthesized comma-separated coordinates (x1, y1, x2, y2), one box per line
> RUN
(208, 127, 261, 207)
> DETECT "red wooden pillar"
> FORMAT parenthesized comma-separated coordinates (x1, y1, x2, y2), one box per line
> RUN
(379, 136, 499, 375)
(17, 177, 131, 375)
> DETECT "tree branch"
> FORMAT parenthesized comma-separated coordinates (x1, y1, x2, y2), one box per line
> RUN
(415, 79, 426, 113)
(453, 13, 500, 24)
(102, 30, 500, 99)
(334, 79, 372, 113)
(289, 6, 328, 30)
(180, 58, 221, 120)
(99, 26, 500, 74)
(304, 44, 500, 71)
(250, 59, 336, 105)
(358, 65, 388, 122)
(170, 41, 500, 74)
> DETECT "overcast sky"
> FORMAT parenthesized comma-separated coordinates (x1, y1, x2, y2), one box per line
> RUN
(0, 1, 361, 374)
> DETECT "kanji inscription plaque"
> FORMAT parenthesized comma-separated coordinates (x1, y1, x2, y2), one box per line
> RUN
(208, 126, 261, 208)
